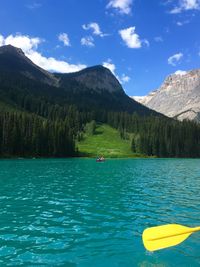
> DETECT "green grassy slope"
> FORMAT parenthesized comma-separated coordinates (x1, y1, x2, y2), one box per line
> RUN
(77, 124, 142, 158)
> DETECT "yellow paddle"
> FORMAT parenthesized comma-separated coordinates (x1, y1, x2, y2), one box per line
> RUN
(142, 224, 200, 251)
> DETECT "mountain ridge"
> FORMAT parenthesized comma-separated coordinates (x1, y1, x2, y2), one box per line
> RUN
(0, 44, 159, 116)
(0, 44, 59, 87)
(55, 65, 123, 94)
(132, 69, 200, 122)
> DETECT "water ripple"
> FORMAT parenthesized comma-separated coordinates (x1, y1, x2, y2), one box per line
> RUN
(0, 158, 200, 266)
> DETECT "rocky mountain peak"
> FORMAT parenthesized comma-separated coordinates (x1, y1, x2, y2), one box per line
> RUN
(133, 68, 200, 122)
(57, 65, 124, 94)
(0, 45, 59, 86)
(0, 44, 25, 57)
(72, 65, 123, 93)
(162, 70, 200, 89)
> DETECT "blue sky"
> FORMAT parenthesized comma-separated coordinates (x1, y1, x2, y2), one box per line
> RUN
(0, 0, 200, 96)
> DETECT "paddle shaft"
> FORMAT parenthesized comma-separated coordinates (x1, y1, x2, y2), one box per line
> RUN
(149, 226, 200, 241)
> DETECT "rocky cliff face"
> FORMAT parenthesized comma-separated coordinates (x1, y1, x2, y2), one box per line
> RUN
(133, 69, 200, 122)
(57, 65, 123, 94)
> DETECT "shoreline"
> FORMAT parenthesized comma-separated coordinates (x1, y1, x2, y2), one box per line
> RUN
(1, 156, 200, 160)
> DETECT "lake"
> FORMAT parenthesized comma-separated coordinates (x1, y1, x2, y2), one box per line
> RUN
(0, 158, 200, 266)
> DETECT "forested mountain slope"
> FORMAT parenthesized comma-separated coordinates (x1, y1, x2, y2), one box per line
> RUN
(0, 45, 157, 116)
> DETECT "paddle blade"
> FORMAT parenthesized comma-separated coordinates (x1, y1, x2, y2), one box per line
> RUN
(142, 224, 192, 251)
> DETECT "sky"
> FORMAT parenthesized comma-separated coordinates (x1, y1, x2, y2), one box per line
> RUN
(0, 0, 200, 96)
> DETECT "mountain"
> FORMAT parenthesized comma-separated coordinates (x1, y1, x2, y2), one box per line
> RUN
(0, 45, 58, 86)
(0, 45, 158, 116)
(56, 65, 122, 93)
(1, 45, 200, 158)
(133, 69, 200, 122)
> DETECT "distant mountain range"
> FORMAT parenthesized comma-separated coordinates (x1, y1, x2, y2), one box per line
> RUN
(132, 69, 200, 122)
(0, 44, 158, 116)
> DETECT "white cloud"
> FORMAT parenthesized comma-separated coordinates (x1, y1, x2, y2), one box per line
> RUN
(0, 33, 86, 73)
(103, 60, 116, 74)
(176, 20, 190, 26)
(82, 22, 107, 37)
(170, 6, 182, 13)
(2, 34, 42, 52)
(106, 0, 133, 14)
(121, 74, 130, 83)
(177, 21, 184, 26)
(181, 0, 200, 9)
(168, 53, 183, 66)
(58, 33, 70, 46)
(0, 35, 4, 46)
(170, 0, 200, 13)
(27, 51, 85, 73)
(81, 36, 95, 47)
(119, 27, 142, 48)
(174, 70, 187, 75)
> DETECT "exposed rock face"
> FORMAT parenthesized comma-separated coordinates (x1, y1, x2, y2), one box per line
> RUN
(133, 69, 200, 122)
(133, 91, 157, 105)
(57, 65, 123, 94)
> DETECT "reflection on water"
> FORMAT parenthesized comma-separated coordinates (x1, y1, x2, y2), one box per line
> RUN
(0, 158, 200, 266)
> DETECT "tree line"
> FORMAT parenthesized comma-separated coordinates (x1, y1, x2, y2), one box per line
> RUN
(106, 112, 200, 158)
(0, 111, 75, 157)
(0, 71, 200, 158)
(1, 107, 200, 158)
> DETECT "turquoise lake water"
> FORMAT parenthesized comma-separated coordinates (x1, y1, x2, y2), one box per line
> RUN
(0, 158, 200, 266)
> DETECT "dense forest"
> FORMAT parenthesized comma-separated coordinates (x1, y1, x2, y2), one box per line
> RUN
(106, 112, 200, 158)
(1, 105, 200, 158)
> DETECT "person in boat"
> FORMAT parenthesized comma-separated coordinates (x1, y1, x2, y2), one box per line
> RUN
(96, 155, 105, 161)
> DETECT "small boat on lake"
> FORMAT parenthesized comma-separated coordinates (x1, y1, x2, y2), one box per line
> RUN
(96, 156, 105, 162)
